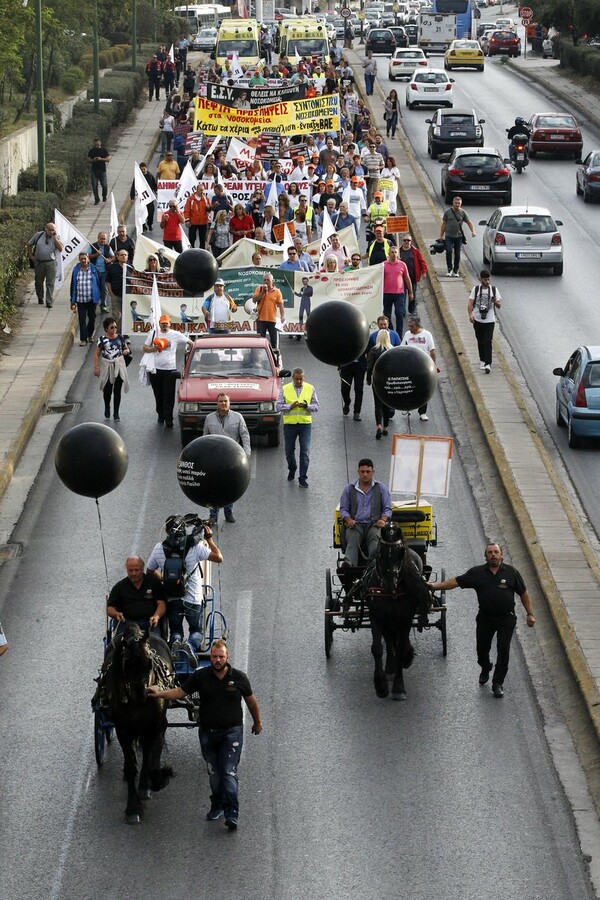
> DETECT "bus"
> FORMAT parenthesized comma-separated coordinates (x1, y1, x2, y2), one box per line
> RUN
(431, 0, 472, 38)
(278, 18, 330, 62)
(174, 5, 232, 34)
(215, 18, 261, 68)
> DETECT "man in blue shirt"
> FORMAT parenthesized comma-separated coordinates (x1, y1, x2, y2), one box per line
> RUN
(366, 315, 401, 351)
(279, 246, 310, 271)
(339, 458, 392, 566)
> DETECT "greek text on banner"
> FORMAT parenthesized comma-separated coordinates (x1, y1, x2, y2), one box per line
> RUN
(194, 95, 341, 138)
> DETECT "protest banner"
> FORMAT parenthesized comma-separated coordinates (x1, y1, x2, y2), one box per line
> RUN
(206, 81, 303, 109)
(194, 94, 340, 138)
(53, 209, 90, 286)
(215, 224, 358, 268)
(385, 216, 410, 234)
(226, 137, 256, 170)
(255, 132, 280, 158)
(273, 220, 296, 242)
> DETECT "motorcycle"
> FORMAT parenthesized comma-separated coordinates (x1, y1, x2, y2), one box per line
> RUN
(506, 129, 530, 174)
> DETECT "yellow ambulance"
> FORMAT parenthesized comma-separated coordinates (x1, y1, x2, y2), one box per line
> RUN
(278, 17, 330, 63)
(215, 18, 261, 69)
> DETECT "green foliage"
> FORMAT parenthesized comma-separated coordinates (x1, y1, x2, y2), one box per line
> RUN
(18, 166, 68, 197)
(1, 191, 61, 220)
(61, 65, 86, 94)
(557, 38, 600, 76)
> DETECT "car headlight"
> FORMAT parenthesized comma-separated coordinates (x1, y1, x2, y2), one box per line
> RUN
(180, 402, 199, 412)
(259, 401, 275, 412)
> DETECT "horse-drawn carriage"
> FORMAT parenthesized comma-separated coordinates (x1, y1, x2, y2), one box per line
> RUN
(325, 500, 447, 699)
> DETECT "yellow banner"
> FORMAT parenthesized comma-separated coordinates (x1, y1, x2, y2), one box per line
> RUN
(194, 95, 341, 138)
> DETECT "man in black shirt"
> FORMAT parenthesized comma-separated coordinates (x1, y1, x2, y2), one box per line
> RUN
(106, 556, 166, 634)
(86, 138, 112, 205)
(428, 543, 535, 697)
(109, 224, 136, 263)
(149, 639, 262, 829)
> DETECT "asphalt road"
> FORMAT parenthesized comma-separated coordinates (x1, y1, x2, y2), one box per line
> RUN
(0, 330, 595, 899)
(379, 30, 600, 546)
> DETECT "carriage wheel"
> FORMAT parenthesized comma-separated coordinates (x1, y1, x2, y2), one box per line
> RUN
(325, 568, 335, 658)
(94, 709, 107, 766)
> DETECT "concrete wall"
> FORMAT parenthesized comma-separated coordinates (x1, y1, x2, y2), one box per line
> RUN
(0, 89, 88, 199)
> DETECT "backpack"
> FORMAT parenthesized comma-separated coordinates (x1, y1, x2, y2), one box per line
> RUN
(473, 284, 496, 311)
(162, 534, 201, 598)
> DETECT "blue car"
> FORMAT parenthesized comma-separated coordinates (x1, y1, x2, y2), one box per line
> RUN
(554, 346, 600, 448)
(576, 151, 600, 203)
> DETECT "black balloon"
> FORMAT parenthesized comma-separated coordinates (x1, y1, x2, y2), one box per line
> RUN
(177, 435, 251, 509)
(305, 301, 370, 367)
(173, 249, 219, 295)
(55, 423, 128, 498)
(372, 346, 438, 411)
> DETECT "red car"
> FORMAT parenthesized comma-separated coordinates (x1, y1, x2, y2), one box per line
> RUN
(486, 30, 521, 57)
(178, 334, 290, 447)
(528, 112, 584, 159)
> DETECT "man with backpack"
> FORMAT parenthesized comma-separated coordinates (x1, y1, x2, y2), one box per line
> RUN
(467, 270, 502, 374)
(147, 515, 223, 663)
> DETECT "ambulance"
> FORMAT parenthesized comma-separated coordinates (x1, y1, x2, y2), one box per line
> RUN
(215, 18, 261, 69)
(278, 17, 330, 63)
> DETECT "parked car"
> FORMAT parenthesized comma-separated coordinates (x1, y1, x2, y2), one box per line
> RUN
(426, 107, 485, 158)
(576, 150, 600, 202)
(554, 347, 600, 448)
(388, 46, 428, 80)
(528, 112, 583, 159)
(406, 68, 454, 109)
(444, 38, 485, 70)
(365, 27, 397, 54)
(389, 25, 409, 47)
(486, 29, 521, 56)
(440, 147, 511, 203)
(178, 334, 290, 447)
(479, 205, 564, 275)
(190, 28, 217, 52)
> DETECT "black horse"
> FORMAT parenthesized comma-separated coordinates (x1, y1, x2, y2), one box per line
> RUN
(102, 624, 175, 824)
(361, 522, 431, 700)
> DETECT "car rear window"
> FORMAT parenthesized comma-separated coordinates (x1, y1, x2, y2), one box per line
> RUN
(370, 29, 391, 36)
(454, 40, 479, 48)
(535, 115, 577, 128)
(584, 364, 600, 388)
(456, 155, 501, 167)
(398, 50, 423, 58)
(492, 30, 516, 38)
(415, 72, 448, 83)
(499, 215, 556, 234)
(440, 114, 475, 125)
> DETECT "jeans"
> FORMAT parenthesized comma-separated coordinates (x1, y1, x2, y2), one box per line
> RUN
(103, 375, 123, 416)
(167, 599, 203, 652)
(149, 369, 179, 424)
(199, 724, 244, 817)
(189, 223, 208, 248)
(383, 292, 406, 336)
(473, 320, 495, 366)
(257, 319, 278, 349)
(91, 171, 108, 202)
(340, 362, 365, 414)
(476, 611, 517, 685)
(408, 285, 418, 315)
(160, 131, 174, 153)
(364, 71, 375, 95)
(164, 239, 183, 254)
(34, 260, 57, 306)
(372, 388, 392, 428)
(386, 111, 398, 137)
(76, 301, 97, 342)
(97, 271, 108, 309)
(445, 236, 462, 274)
(342, 522, 381, 566)
(284, 423, 311, 480)
(209, 504, 233, 520)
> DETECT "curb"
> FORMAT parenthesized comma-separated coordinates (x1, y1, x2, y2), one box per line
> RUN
(505, 58, 600, 134)
(352, 56, 600, 740)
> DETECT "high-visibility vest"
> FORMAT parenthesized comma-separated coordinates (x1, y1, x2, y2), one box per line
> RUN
(283, 381, 313, 425)
(368, 238, 391, 261)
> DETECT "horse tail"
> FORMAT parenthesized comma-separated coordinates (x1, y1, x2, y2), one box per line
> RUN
(402, 639, 415, 670)
(150, 765, 175, 792)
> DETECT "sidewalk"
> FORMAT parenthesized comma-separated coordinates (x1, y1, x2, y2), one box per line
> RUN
(0, 95, 160, 502)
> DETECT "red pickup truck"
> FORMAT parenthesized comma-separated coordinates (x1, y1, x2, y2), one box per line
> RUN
(177, 334, 290, 447)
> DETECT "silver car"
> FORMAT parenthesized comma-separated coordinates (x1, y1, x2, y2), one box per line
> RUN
(479, 206, 564, 276)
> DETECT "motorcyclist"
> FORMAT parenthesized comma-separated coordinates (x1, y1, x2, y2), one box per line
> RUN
(506, 117, 531, 162)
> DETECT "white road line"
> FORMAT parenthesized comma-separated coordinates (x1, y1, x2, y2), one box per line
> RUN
(232, 590, 252, 723)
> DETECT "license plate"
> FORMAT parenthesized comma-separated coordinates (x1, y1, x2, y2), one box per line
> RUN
(516, 252, 542, 259)
(516, 152, 525, 160)
(550, 134, 565, 140)
(450, 131, 467, 136)
(470, 184, 490, 190)
(424, 87, 439, 92)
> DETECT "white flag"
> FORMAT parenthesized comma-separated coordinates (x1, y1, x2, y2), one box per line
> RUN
(319, 208, 337, 269)
(230, 51, 243, 80)
(53, 208, 90, 287)
(109, 192, 119, 239)
(283, 222, 295, 254)
(266, 176, 279, 212)
(139, 275, 162, 383)
(168, 44, 175, 64)
(226, 137, 255, 169)
(176, 160, 198, 209)
(133, 162, 155, 234)
(196, 135, 221, 176)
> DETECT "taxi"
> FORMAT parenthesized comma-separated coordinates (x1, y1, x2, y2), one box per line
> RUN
(444, 39, 485, 71)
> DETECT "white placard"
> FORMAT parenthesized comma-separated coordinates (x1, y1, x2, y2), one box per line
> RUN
(389, 435, 453, 498)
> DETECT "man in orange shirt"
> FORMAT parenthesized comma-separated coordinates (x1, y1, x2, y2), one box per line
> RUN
(184, 184, 210, 248)
(253, 271, 285, 348)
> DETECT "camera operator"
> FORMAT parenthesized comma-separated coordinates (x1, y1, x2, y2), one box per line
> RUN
(467, 269, 501, 375)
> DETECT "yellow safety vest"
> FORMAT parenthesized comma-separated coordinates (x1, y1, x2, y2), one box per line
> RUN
(283, 381, 313, 425)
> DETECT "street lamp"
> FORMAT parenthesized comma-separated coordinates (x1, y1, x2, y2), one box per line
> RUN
(132, 0, 137, 69)
(34, 0, 46, 191)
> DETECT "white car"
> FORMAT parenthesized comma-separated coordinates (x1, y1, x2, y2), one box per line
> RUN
(479, 205, 564, 275)
(406, 68, 454, 109)
(389, 47, 428, 80)
(494, 17, 516, 30)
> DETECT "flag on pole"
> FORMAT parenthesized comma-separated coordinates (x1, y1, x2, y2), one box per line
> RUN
(176, 159, 198, 207)
(230, 51, 243, 80)
(266, 176, 279, 212)
(168, 44, 175, 63)
(196, 135, 221, 176)
(53, 209, 90, 287)
(283, 222, 295, 254)
(133, 162, 155, 235)
(109, 192, 119, 239)
(139, 274, 161, 383)
(319, 207, 337, 269)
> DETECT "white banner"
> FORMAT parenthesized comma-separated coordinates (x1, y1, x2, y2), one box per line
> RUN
(53, 209, 90, 286)
(226, 137, 256, 170)
(133, 162, 156, 234)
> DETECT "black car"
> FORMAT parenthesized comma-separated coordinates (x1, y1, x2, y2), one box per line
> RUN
(365, 28, 397, 54)
(426, 108, 485, 159)
(576, 150, 600, 203)
(405, 24, 419, 45)
(439, 146, 512, 204)
(389, 25, 409, 47)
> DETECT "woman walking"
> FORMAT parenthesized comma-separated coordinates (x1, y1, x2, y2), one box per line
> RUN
(207, 209, 231, 257)
(384, 90, 400, 139)
(94, 317, 130, 421)
(367, 329, 393, 439)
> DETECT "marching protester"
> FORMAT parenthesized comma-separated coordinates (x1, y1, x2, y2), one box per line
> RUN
(467, 270, 502, 374)
(0, 620, 8, 657)
(160, 199, 185, 253)
(93, 316, 130, 421)
(401, 315, 436, 422)
(277, 367, 320, 488)
(70, 251, 101, 347)
(26, 222, 64, 309)
(129, 162, 157, 232)
(142, 314, 194, 428)
(203, 394, 251, 524)
(184, 184, 210, 249)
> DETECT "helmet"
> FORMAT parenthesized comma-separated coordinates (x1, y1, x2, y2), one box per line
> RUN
(165, 514, 186, 535)
(515, 117, 525, 126)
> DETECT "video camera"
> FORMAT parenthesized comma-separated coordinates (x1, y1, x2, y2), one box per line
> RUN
(429, 238, 446, 255)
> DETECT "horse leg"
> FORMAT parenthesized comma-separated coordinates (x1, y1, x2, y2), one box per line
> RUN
(119, 736, 143, 825)
(147, 726, 174, 794)
(391, 633, 414, 701)
(371, 621, 389, 699)
(138, 735, 153, 802)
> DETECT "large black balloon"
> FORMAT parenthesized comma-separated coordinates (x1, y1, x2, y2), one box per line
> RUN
(55, 423, 128, 498)
(372, 346, 438, 411)
(177, 435, 251, 509)
(305, 301, 370, 367)
(173, 249, 219, 295)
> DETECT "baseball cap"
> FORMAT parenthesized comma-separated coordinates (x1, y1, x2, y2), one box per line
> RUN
(351, 176, 359, 183)
(159, 314, 171, 324)
(214, 277, 225, 285)
(326, 179, 334, 185)
(297, 155, 305, 162)
(374, 191, 383, 199)
(318, 179, 326, 186)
